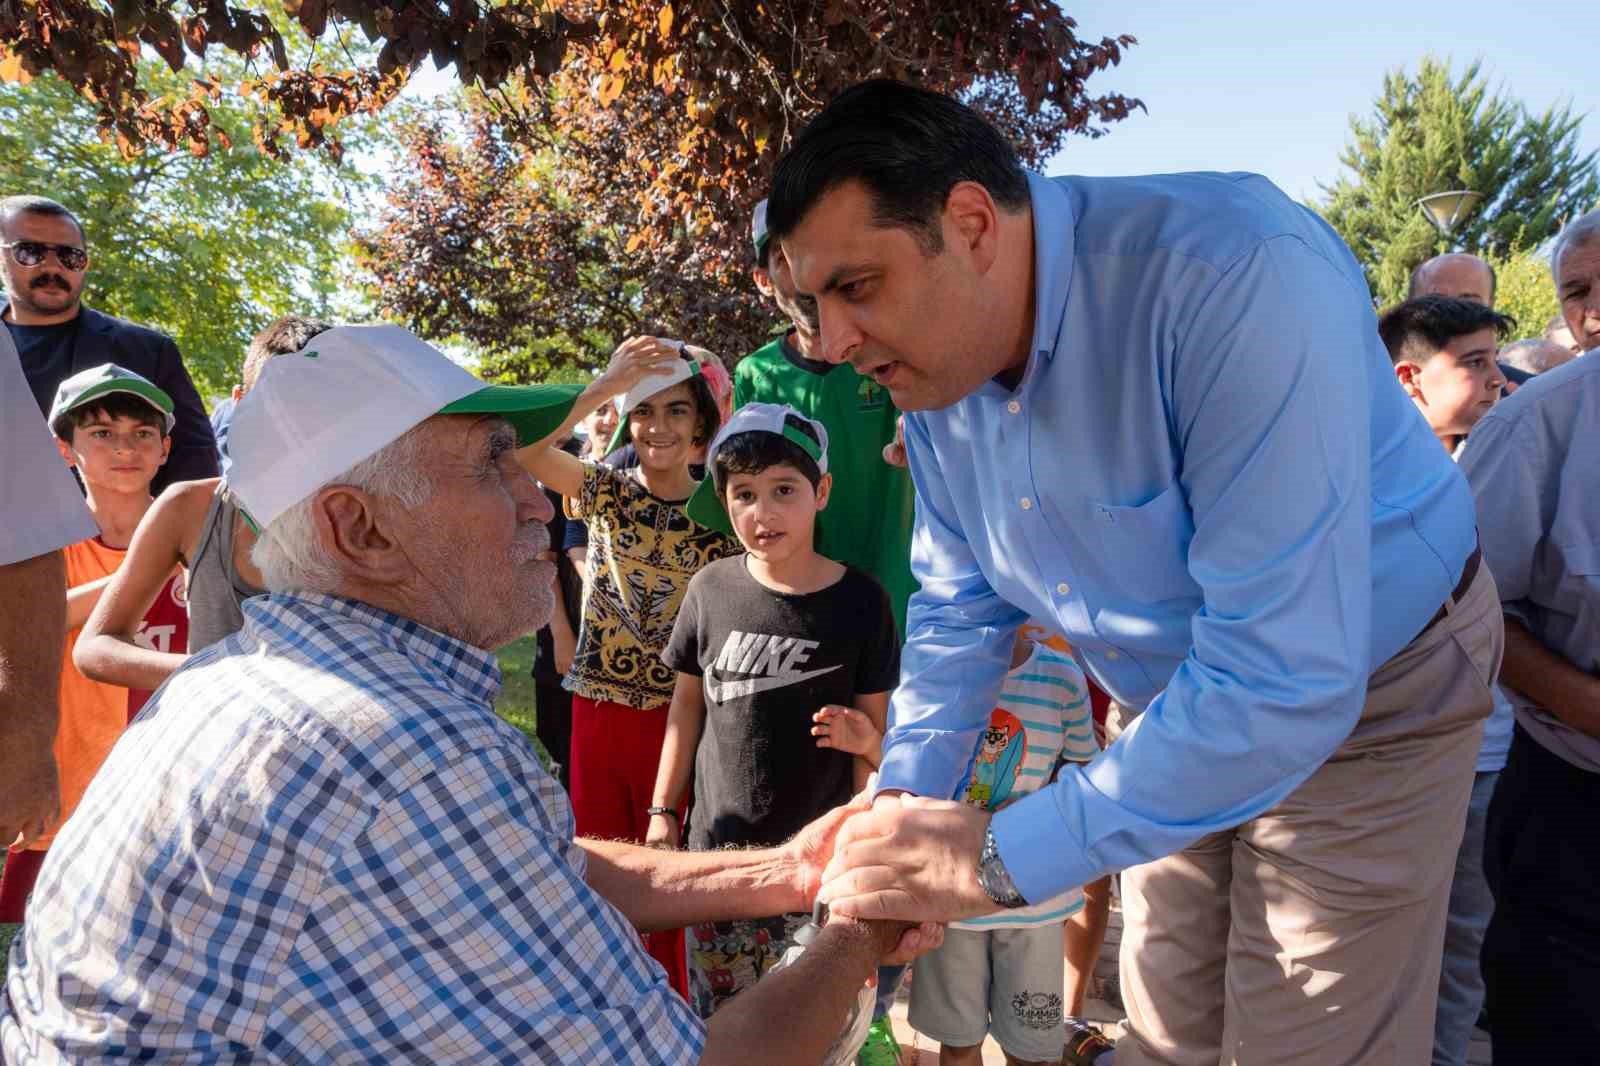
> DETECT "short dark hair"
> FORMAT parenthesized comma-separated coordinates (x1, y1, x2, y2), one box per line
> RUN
(713, 414, 824, 493)
(1377, 296, 1515, 365)
(766, 80, 1030, 254)
(616, 358, 721, 449)
(1406, 254, 1497, 303)
(51, 391, 169, 443)
(242, 315, 334, 391)
(0, 195, 85, 243)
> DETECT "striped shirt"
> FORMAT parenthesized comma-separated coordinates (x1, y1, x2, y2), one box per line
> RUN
(0, 593, 705, 1064)
(954, 641, 1097, 930)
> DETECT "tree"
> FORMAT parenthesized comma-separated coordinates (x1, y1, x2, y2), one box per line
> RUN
(0, 57, 379, 394)
(1, 1, 1138, 257)
(1490, 248, 1561, 340)
(1318, 57, 1597, 307)
(357, 3, 1140, 378)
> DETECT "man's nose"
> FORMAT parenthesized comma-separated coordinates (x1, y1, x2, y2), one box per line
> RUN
(818, 307, 862, 366)
(513, 469, 554, 524)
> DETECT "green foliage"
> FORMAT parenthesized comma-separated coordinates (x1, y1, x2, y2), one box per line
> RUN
(1318, 56, 1597, 307)
(0, 60, 379, 395)
(1491, 248, 1561, 340)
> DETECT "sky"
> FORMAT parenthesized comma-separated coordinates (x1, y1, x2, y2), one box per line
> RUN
(1041, 0, 1595, 204)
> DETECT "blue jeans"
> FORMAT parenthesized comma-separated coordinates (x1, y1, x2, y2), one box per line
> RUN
(1431, 769, 1498, 1066)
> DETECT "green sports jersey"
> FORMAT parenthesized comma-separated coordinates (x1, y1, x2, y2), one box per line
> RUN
(734, 333, 918, 633)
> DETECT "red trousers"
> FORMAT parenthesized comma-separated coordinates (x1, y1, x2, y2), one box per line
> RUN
(0, 848, 47, 923)
(569, 694, 687, 998)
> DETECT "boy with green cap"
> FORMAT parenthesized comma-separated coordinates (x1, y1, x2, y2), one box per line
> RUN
(737, 199, 918, 636)
(0, 364, 184, 921)
(647, 403, 901, 1020)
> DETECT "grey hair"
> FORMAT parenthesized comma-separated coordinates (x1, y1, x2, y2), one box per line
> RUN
(1551, 209, 1600, 282)
(1498, 338, 1574, 376)
(251, 423, 435, 594)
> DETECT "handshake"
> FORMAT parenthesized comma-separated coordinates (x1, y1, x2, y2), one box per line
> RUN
(788, 787, 1004, 931)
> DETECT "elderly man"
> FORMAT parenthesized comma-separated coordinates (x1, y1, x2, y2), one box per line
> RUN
(0, 326, 932, 1065)
(1458, 304, 1600, 1062)
(772, 81, 1499, 1065)
(1552, 209, 1600, 354)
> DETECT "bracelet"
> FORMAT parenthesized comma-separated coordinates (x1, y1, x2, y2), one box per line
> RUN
(645, 806, 680, 822)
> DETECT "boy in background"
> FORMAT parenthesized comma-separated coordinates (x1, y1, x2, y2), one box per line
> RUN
(1379, 295, 1515, 1066)
(0, 365, 177, 921)
(1379, 296, 1512, 454)
(650, 404, 900, 1018)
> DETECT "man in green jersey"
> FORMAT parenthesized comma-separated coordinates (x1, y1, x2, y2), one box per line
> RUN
(736, 200, 918, 634)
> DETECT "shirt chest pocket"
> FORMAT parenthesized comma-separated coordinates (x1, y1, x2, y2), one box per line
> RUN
(1089, 480, 1197, 603)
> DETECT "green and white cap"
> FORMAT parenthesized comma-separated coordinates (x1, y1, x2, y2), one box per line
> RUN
(606, 347, 704, 454)
(48, 363, 175, 432)
(229, 324, 582, 530)
(684, 402, 829, 535)
(751, 198, 771, 259)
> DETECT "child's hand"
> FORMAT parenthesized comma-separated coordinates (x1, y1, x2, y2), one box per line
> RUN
(645, 811, 681, 850)
(811, 705, 882, 760)
(599, 336, 683, 397)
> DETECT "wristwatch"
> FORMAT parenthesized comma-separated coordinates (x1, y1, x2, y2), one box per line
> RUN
(976, 823, 1028, 909)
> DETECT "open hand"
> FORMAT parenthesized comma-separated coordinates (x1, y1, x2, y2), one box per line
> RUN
(818, 795, 994, 923)
(811, 705, 881, 759)
(599, 336, 684, 399)
(783, 790, 872, 906)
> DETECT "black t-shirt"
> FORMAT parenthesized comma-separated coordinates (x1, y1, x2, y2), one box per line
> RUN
(664, 557, 901, 850)
(6, 318, 80, 415)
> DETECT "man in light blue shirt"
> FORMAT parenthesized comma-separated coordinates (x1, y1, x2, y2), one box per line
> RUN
(1457, 210, 1600, 1064)
(769, 81, 1500, 1065)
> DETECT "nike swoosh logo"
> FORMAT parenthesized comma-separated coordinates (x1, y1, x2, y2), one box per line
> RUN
(704, 664, 843, 703)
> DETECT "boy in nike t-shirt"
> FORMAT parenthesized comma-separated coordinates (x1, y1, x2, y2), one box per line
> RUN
(650, 404, 901, 1019)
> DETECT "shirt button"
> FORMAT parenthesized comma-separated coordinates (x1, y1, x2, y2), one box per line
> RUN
(1007, 400, 1021, 414)
(1106, 650, 1121, 661)
(1056, 582, 1070, 595)
(1020, 497, 1033, 510)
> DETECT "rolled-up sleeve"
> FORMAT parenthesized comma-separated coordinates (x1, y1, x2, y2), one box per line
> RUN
(877, 412, 1026, 800)
(994, 237, 1376, 901)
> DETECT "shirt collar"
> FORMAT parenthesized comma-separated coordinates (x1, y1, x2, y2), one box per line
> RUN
(247, 592, 504, 709)
(1024, 171, 1076, 366)
(968, 173, 1076, 403)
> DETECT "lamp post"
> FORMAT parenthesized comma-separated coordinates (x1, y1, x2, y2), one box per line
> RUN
(1416, 190, 1484, 251)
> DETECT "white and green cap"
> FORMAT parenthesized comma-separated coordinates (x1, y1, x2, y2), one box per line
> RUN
(685, 402, 829, 535)
(49, 363, 175, 432)
(606, 347, 705, 454)
(751, 198, 771, 260)
(229, 324, 582, 531)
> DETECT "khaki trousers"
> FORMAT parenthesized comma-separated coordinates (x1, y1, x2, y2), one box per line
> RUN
(1112, 564, 1502, 1066)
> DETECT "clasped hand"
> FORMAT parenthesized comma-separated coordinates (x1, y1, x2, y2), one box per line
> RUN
(810, 792, 998, 925)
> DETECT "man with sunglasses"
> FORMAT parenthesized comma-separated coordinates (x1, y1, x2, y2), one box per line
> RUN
(1, 195, 216, 492)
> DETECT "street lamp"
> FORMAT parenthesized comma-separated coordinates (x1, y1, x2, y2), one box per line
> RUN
(1416, 190, 1484, 250)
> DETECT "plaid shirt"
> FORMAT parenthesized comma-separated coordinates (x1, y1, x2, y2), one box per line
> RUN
(1, 594, 705, 1064)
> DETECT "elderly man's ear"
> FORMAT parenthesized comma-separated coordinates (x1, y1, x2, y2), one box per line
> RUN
(312, 486, 416, 586)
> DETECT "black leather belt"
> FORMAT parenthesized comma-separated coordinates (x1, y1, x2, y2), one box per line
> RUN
(1422, 544, 1482, 634)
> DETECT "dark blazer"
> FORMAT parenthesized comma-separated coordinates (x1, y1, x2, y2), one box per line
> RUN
(6, 300, 219, 494)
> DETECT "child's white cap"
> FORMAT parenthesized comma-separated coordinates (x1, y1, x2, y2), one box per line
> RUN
(684, 402, 829, 534)
(605, 343, 707, 453)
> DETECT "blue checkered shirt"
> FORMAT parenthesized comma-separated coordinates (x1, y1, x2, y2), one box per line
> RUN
(1, 593, 705, 1063)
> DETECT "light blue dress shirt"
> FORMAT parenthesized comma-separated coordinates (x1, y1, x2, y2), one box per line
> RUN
(1459, 354, 1600, 773)
(880, 170, 1479, 904)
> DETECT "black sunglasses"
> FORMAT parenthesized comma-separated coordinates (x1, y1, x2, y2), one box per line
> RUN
(2, 241, 88, 271)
